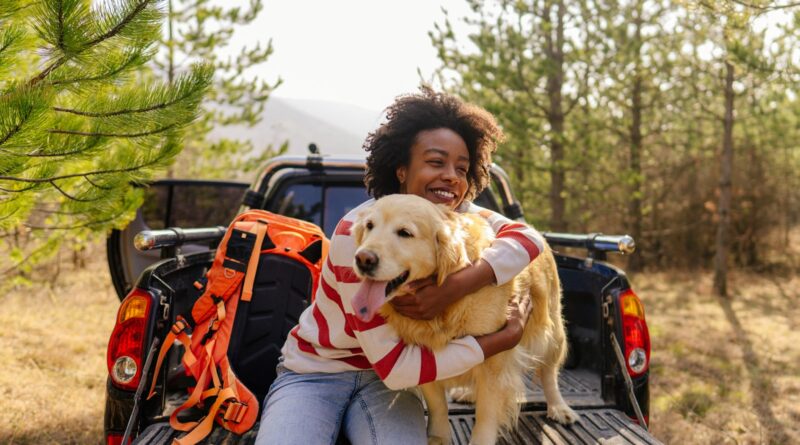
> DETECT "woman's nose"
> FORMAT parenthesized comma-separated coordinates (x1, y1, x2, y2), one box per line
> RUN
(441, 164, 459, 182)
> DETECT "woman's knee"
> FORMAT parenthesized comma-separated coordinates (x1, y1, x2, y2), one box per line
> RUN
(344, 386, 426, 445)
(255, 369, 355, 445)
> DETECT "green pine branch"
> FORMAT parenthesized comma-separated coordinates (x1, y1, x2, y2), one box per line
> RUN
(0, 0, 212, 283)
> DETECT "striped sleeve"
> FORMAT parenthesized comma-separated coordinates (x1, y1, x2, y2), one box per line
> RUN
(467, 202, 545, 286)
(326, 211, 484, 390)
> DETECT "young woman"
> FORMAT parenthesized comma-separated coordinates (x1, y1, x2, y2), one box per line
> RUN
(254, 88, 545, 445)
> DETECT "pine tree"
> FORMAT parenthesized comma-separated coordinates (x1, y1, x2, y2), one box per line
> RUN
(0, 0, 211, 284)
(157, 0, 284, 179)
(688, 0, 792, 297)
(430, 0, 600, 231)
(590, 0, 675, 270)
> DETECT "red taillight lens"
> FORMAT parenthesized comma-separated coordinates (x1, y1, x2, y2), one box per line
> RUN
(629, 414, 650, 426)
(106, 432, 131, 445)
(619, 289, 650, 377)
(107, 288, 152, 391)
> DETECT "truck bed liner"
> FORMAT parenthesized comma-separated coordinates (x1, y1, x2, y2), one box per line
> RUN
(452, 409, 660, 444)
(133, 408, 659, 444)
(447, 368, 605, 411)
(133, 371, 659, 445)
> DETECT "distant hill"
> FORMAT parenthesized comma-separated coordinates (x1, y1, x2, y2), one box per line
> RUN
(209, 96, 384, 157)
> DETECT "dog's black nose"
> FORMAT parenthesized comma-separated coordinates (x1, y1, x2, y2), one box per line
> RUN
(356, 250, 379, 273)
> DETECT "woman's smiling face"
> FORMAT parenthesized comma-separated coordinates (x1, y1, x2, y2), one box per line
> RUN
(396, 128, 470, 210)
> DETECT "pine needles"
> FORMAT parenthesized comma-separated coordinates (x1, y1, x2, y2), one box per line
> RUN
(0, 0, 211, 284)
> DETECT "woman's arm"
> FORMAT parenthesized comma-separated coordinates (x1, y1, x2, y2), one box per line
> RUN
(473, 294, 531, 357)
(348, 289, 530, 390)
(307, 206, 530, 390)
(315, 221, 486, 390)
(391, 203, 543, 319)
(390, 259, 495, 320)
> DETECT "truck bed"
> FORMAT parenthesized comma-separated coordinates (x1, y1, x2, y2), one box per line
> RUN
(134, 409, 657, 445)
(452, 368, 605, 410)
(133, 370, 661, 444)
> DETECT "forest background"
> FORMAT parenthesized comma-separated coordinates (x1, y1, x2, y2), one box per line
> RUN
(1, 0, 799, 444)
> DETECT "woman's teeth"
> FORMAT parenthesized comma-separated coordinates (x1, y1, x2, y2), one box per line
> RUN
(433, 190, 455, 200)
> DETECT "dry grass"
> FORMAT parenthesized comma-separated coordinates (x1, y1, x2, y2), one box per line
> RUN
(1, 242, 799, 444)
(635, 270, 800, 445)
(0, 244, 117, 445)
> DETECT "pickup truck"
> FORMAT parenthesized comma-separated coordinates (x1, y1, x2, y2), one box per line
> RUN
(103, 154, 661, 444)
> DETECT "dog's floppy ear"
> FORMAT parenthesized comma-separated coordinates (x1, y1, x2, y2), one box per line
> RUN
(351, 209, 369, 245)
(435, 210, 467, 286)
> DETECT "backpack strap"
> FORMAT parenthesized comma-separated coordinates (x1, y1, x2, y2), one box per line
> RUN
(241, 219, 268, 302)
(168, 339, 218, 432)
(147, 317, 195, 400)
(172, 386, 238, 445)
(170, 341, 250, 445)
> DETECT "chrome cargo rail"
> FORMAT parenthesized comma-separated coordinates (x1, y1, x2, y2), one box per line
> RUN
(543, 232, 635, 255)
(134, 227, 226, 251)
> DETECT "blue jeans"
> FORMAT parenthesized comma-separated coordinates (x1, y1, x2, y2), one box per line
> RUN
(254, 363, 427, 445)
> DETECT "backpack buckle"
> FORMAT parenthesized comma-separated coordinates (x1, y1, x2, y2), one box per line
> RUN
(222, 400, 247, 423)
(172, 319, 188, 334)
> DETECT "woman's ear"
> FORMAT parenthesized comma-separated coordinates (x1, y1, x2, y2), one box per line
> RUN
(435, 217, 467, 286)
(396, 166, 407, 185)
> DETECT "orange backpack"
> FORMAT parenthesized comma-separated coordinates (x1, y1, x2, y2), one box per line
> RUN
(147, 210, 328, 444)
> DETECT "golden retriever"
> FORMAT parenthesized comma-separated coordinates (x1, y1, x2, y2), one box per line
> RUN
(350, 194, 578, 445)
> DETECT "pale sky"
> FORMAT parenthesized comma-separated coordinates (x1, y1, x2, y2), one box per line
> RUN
(228, 0, 473, 112)
(221, 1, 796, 113)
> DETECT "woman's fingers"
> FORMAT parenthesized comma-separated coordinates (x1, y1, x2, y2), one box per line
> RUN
(519, 294, 532, 320)
(391, 293, 419, 307)
(507, 294, 532, 324)
(401, 276, 435, 293)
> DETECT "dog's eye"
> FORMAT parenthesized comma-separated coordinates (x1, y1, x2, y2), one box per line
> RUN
(397, 229, 413, 238)
(366, 221, 373, 230)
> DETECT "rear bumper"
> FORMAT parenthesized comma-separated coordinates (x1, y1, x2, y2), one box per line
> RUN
(104, 378, 135, 437)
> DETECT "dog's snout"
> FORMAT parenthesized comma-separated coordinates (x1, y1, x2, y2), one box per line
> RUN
(356, 250, 379, 273)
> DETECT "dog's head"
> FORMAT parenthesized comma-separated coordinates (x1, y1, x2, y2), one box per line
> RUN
(350, 194, 469, 322)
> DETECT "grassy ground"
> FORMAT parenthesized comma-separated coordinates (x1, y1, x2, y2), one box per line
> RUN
(636, 271, 800, 445)
(0, 244, 798, 444)
(0, 245, 117, 445)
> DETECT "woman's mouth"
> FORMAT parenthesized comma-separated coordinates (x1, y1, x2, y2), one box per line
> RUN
(430, 188, 456, 203)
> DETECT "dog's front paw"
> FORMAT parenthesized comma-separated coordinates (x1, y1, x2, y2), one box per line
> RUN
(448, 386, 475, 403)
(547, 404, 580, 424)
(428, 436, 449, 445)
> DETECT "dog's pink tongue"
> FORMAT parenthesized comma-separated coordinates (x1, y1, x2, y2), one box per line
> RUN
(352, 279, 388, 322)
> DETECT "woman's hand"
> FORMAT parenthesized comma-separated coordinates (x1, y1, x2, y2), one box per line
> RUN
(503, 294, 533, 344)
(474, 293, 533, 359)
(389, 276, 453, 320)
(389, 259, 497, 320)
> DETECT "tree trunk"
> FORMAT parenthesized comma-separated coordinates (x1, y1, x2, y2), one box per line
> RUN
(545, 0, 567, 231)
(713, 61, 735, 298)
(627, 6, 645, 271)
(166, 0, 176, 179)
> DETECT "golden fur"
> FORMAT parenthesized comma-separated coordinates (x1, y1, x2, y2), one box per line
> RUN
(352, 195, 578, 445)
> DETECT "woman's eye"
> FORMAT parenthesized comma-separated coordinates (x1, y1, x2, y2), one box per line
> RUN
(427, 159, 444, 166)
(366, 221, 374, 230)
(397, 229, 413, 238)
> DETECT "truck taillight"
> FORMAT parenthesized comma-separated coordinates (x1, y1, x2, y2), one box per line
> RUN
(107, 288, 152, 391)
(619, 289, 650, 377)
(106, 432, 131, 445)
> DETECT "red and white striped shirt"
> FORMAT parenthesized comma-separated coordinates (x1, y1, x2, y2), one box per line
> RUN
(281, 199, 545, 390)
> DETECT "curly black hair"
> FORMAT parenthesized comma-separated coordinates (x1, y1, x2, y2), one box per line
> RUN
(363, 86, 504, 201)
